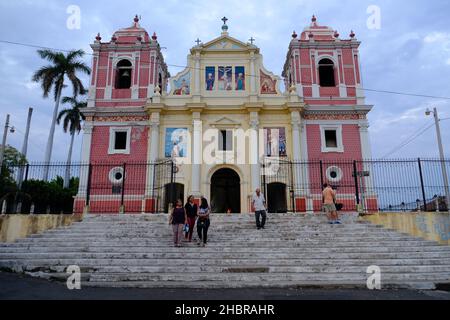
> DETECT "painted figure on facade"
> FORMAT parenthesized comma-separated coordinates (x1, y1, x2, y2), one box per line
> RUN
(260, 71, 277, 94)
(206, 67, 215, 91)
(173, 72, 191, 95)
(219, 66, 232, 90)
(165, 128, 188, 158)
(235, 66, 245, 90)
(264, 128, 287, 157)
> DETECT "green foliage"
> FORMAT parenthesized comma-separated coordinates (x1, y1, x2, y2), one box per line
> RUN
(0, 145, 27, 196)
(20, 176, 79, 214)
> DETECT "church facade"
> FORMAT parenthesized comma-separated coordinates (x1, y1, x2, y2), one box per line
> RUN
(74, 15, 376, 214)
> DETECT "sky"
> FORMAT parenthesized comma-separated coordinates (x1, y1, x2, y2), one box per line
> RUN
(0, 0, 449, 163)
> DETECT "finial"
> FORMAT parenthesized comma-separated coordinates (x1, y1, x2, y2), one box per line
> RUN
(95, 33, 101, 42)
(249, 37, 255, 45)
(312, 15, 317, 23)
(111, 35, 117, 42)
(152, 32, 158, 41)
(334, 30, 340, 38)
(350, 30, 356, 38)
(292, 31, 297, 39)
(221, 16, 229, 32)
(195, 38, 201, 46)
(134, 15, 139, 23)
(308, 32, 314, 39)
(154, 85, 161, 96)
(137, 35, 142, 42)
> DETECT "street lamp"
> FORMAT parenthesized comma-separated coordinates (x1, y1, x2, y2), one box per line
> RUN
(425, 108, 450, 212)
(0, 114, 16, 170)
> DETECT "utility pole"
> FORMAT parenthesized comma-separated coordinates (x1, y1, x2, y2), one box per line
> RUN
(0, 114, 10, 172)
(426, 107, 450, 212)
(17, 108, 33, 188)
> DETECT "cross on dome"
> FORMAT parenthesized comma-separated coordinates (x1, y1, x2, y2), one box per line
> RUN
(249, 37, 255, 45)
(221, 16, 229, 33)
(195, 38, 201, 46)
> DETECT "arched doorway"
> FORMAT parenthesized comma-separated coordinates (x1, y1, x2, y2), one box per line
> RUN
(210, 168, 240, 213)
(164, 183, 184, 213)
(267, 182, 287, 213)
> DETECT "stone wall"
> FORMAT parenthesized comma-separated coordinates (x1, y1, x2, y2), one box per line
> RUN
(0, 214, 82, 243)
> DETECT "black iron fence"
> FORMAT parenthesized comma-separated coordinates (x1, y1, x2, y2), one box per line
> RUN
(0, 158, 449, 214)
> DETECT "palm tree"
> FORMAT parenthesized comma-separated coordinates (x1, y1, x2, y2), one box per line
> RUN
(32, 49, 90, 180)
(57, 96, 87, 189)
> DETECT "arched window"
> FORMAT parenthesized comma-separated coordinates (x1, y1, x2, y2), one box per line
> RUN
(115, 60, 132, 89)
(318, 58, 336, 87)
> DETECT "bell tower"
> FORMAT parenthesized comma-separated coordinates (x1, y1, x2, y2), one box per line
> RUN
(88, 15, 169, 108)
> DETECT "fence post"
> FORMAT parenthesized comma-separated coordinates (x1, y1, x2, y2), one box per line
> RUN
(418, 158, 427, 212)
(120, 163, 126, 214)
(84, 164, 92, 214)
(151, 161, 156, 213)
(169, 160, 175, 213)
(353, 160, 360, 207)
(262, 162, 267, 203)
(290, 160, 296, 213)
(319, 160, 324, 188)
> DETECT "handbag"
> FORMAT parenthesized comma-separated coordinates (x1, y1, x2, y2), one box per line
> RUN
(183, 223, 189, 233)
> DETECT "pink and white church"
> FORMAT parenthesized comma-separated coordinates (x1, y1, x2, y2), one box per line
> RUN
(74, 15, 376, 214)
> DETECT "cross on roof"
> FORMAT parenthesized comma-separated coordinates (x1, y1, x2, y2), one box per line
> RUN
(249, 37, 255, 45)
(195, 38, 201, 46)
(222, 16, 228, 25)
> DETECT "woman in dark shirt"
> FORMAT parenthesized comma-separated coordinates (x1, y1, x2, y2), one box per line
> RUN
(197, 197, 211, 247)
(184, 195, 198, 242)
(170, 199, 187, 247)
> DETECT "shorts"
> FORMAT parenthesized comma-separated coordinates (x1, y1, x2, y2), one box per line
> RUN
(323, 203, 336, 213)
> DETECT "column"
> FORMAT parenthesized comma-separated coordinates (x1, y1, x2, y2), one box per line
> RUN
(191, 111, 202, 196)
(194, 53, 200, 95)
(77, 123, 93, 196)
(146, 112, 160, 199)
(249, 112, 260, 192)
(250, 52, 256, 94)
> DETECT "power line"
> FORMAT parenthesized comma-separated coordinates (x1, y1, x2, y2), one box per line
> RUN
(381, 122, 435, 159)
(2, 39, 450, 101)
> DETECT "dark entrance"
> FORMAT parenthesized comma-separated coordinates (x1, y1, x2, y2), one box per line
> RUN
(164, 183, 184, 213)
(267, 182, 288, 213)
(210, 168, 240, 213)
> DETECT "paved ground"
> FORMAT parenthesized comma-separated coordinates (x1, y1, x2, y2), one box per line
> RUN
(1, 272, 449, 300)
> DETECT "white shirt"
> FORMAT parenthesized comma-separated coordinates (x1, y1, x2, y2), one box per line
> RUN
(252, 193, 266, 211)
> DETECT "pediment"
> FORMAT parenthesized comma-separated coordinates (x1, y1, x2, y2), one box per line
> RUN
(200, 35, 252, 52)
(210, 116, 241, 127)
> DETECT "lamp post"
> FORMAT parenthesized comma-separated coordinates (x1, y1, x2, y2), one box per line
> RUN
(0, 114, 15, 173)
(426, 108, 450, 212)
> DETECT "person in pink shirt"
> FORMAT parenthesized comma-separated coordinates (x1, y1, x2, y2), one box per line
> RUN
(322, 184, 341, 224)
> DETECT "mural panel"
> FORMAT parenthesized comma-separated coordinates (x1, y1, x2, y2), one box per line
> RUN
(260, 71, 277, 94)
(173, 72, 190, 95)
(165, 128, 188, 158)
(263, 128, 287, 157)
(235, 66, 245, 90)
(205, 66, 215, 91)
(219, 66, 232, 90)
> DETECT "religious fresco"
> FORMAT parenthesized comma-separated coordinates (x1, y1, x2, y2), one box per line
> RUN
(205, 66, 215, 91)
(218, 66, 232, 90)
(172, 72, 190, 95)
(165, 128, 188, 158)
(260, 70, 277, 94)
(235, 66, 245, 90)
(263, 128, 287, 157)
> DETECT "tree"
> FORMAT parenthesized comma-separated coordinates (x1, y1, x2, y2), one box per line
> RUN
(57, 96, 87, 188)
(0, 145, 27, 212)
(32, 49, 90, 181)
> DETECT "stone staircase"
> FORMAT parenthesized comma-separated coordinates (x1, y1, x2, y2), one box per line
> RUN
(1, 213, 450, 289)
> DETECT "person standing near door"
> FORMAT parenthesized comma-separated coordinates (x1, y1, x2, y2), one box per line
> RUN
(252, 188, 267, 230)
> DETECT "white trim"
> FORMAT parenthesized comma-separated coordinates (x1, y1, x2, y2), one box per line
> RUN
(108, 127, 131, 155)
(320, 125, 344, 153)
(109, 166, 125, 184)
(326, 165, 343, 183)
